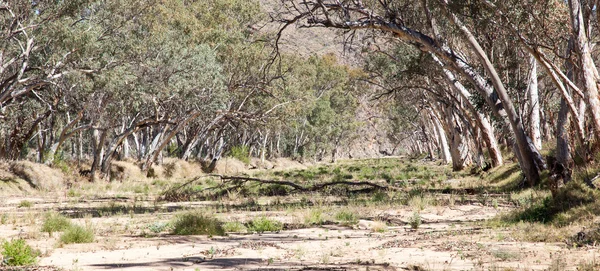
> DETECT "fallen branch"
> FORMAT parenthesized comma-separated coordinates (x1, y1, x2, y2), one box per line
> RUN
(158, 174, 399, 202)
(211, 174, 398, 192)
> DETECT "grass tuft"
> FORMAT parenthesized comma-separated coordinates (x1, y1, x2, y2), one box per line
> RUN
(41, 212, 72, 237)
(304, 209, 326, 225)
(248, 217, 283, 233)
(171, 212, 225, 236)
(223, 222, 247, 233)
(60, 224, 95, 244)
(17, 200, 33, 208)
(334, 210, 358, 226)
(409, 211, 422, 230)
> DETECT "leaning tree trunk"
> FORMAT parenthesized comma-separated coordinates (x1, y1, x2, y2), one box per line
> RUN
(142, 111, 202, 172)
(428, 108, 451, 164)
(569, 0, 600, 148)
(440, 2, 542, 185)
(100, 118, 156, 176)
(435, 59, 503, 167)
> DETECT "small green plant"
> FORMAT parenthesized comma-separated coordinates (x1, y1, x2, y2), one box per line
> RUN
(304, 209, 325, 225)
(491, 248, 521, 261)
(409, 212, 422, 230)
(18, 200, 33, 208)
(1, 239, 39, 266)
(60, 225, 95, 244)
(147, 222, 170, 234)
(248, 217, 283, 233)
(171, 212, 225, 236)
(334, 210, 358, 226)
(229, 145, 250, 164)
(66, 189, 79, 197)
(408, 195, 430, 211)
(222, 222, 247, 233)
(41, 212, 72, 237)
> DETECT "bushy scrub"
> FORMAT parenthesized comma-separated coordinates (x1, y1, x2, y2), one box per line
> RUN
(41, 212, 71, 237)
(304, 209, 325, 225)
(1, 239, 39, 266)
(60, 225, 95, 244)
(229, 145, 250, 164)
(171, 212, 225, 236)
(223, 222, 247, 233)
(248, 217, 283, 233)
(335, 210, 358, 226)
(409, 212, 422, 229)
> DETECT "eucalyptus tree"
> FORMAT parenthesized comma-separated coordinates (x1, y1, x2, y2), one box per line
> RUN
(273, 0, 547, 184)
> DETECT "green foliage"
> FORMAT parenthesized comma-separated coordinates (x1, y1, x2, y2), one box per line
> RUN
(409, 212, 422, 229)
(229, 145, 250, 164)
(60, 225, 95, 244)
(171, 212, 225, 236)
(1, 239, 39, 266)
(17, 200, 33, 208)
(504, 180, 600, 226)
(491, 248, 521, 261)
(147, 222, 170, 234)
(247, 217, 283, 233)
(41, 212, 72, 237)
(304, 209, 325, 225)
(223, 222, 247, 233)
(334, 210, 358, 226)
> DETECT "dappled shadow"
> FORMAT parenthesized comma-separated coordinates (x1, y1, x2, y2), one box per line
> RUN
(505, 181, 600, 225)
(88, 257, 263, 269)
(89, 257, 396, 270)
(489, 165, 520, 184)
(57, 205, 185, 218)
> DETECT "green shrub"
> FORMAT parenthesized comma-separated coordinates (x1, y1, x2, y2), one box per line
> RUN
(1, 239, 39, 266)
(304, 209, 325, 225)
(60, 225, 95, 244)
(147, 222, 170, 233)
(171, 212, 225, 236)
(41, 212, 71, 237)
(223, 222, 247, 233)
(229, 145, 250, 164)
(409, 212, 422, 229)
(248, 217, 283, 233)
(334, 210, 358, 226)
(18, 200, 33, 208)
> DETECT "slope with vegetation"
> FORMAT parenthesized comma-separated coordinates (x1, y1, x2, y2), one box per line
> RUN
(2, 0, 600, 270)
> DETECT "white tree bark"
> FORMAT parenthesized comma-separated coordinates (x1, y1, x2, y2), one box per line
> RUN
(528, 55, 542, 150)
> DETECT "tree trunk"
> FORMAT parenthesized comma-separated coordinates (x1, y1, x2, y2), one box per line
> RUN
(90, 129, 107, 182)
(435, 57, 503, 167)
(180, 114, 224, 160)
(528, 55, 542, 150)
(142, 111, 202, 171)
(440, 2, 542, 185)
(428, 108, 451, 164)
(569, 0, 600, 147)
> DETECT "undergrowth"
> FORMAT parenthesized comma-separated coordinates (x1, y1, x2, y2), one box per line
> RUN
(41, 212, 72, 237)
(171, 212, 225, 236)
(1, 239, 39, 266)
(60, 224, 95, 244)
(248, 217, 283, 233)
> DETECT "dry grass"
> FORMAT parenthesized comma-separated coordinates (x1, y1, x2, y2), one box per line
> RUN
(9, 161, 66, 191)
